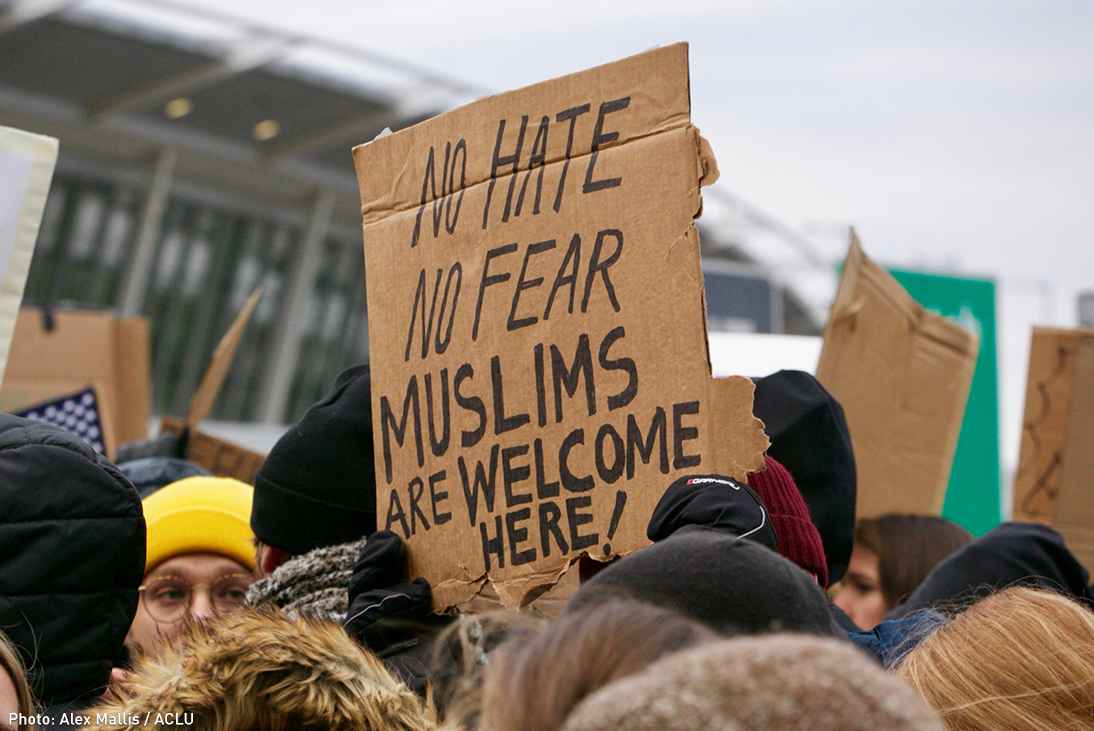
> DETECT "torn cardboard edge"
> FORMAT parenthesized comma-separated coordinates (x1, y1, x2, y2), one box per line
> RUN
(818, 231, 978, 519)
(833, 233, 978, 358)
(353, 43, 692, 223)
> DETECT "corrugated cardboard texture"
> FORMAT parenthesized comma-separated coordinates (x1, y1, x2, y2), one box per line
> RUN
(2, 309, 151, 454)
(353, 43, 767, 610)
(1013, 327, 1094, 571)
(160, 416, 265, 483)
(0, 127, 57, 383)
(816, 234, 978, 519)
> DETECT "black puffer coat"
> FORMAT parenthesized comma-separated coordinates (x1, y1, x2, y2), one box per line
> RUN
(0, 414, 145, 710)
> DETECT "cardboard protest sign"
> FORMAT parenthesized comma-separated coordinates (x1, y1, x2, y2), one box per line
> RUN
(1013, 327, 1094, 570)
(2, 309, 151, 455)
(159, 416, 266, 483)
(0, 126, 57, 383)
(816, 234, 978, 520)
(353, 43, 768, 610)
(160, 288, 266, 482)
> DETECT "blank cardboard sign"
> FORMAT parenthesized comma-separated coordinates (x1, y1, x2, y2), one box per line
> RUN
(1013, 327, 1094, 570)
(353, 43, 768, 610)
(816, 234, 978, 520)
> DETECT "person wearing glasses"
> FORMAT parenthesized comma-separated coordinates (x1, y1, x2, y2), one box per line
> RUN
(127, 476, 257, 655)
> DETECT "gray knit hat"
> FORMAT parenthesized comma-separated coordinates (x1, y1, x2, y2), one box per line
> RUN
(561, 634, 943, 731)
(246, 538, 365, 622)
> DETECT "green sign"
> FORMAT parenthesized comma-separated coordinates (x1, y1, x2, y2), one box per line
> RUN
(889, 269, 1000, 535)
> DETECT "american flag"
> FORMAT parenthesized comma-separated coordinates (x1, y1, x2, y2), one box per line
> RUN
(14, 387, 107, 455)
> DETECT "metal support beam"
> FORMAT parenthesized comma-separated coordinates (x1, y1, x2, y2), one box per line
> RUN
(0, 0, 77, 35)
(257, 189, 335, 423)
(119, 147, 176, 315)
(87, 37, 297, 121)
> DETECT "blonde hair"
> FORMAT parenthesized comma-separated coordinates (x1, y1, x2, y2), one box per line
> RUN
(0, 630, 35, 726)
(897, 586, 1094, 730)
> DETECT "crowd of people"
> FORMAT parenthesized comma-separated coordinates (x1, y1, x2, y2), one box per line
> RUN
(1, 365, 1093, 730)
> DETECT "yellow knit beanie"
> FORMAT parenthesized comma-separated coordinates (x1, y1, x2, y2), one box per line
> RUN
(142, 476, 256, 572)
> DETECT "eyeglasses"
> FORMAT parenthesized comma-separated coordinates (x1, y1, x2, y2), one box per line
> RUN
(138, 573, 254, 623)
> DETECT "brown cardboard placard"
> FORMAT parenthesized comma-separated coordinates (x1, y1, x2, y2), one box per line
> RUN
(159, 416, 265, 483)
(2, 309, 151, 455)
(353, 43, 768, 610)
(1013, 327, 1094, 570)
(816, 233, 978, 519)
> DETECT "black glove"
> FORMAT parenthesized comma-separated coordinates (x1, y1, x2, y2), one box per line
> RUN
(647, 474, 778, 552)
(344, 531, 451, 694)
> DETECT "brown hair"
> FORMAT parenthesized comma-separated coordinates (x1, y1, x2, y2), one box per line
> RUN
(0, 630, 35, 728)
(477, 599, 717, 731)
(855, 514, 972, 608)
(897, 587, 1094, 730)
(429, 611, 538, 728)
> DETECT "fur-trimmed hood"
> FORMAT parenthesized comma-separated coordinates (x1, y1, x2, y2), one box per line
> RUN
(82, 609, 435, 731)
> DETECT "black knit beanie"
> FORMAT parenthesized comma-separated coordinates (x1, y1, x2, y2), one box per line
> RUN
(252, 364, 377, 555)
(752, 370, 857, 584)
(570, 526, 838, 637)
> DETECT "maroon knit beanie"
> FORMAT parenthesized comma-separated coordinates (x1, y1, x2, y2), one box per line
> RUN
(748, 455, 829, 587)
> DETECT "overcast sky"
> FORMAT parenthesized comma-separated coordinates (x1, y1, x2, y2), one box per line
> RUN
(182, 0, 1093, 472)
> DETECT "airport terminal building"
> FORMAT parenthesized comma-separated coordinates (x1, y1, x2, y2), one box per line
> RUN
(0, 0, 821, 427)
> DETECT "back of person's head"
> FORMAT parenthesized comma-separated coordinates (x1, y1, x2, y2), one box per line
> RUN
(0, 415, 145, 711)
(752, 369, 857, 584)
(570, 526, 837, 637)
(889, 522, 1093, 619)
(560, 633, 943, 731)
(837, 514, 973, 628)
(117, 457, 209, 498)
(646, 463, 828, 587)
(1, 630, 36, 728)
(251, 364, 376, 566)
(429, 612, 536, 726)
(855, 514, 972, 607)
(477, 600, 716, 731)
(84, 609, 434, 731)
(897, 587, 1094, 731)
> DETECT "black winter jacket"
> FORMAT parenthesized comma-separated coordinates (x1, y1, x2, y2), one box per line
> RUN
(0, 414, 145, 710)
